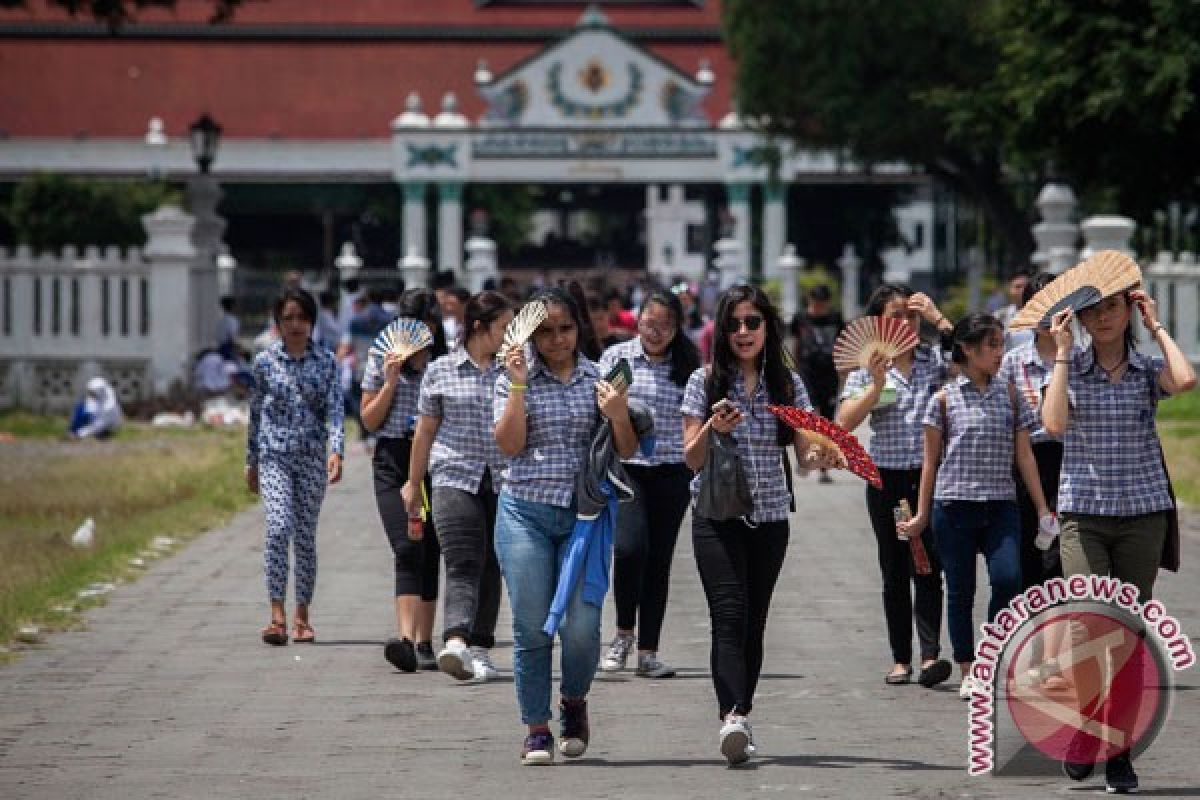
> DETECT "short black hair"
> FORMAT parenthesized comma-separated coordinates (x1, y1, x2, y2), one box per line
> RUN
(447, 286, 470, 304)
(1021, 272, 1056, 306)
(807, 284, 833, 303)
(219, 295, 235, 313)
(272, 288, 318, 327)
(432, 270, 456, 290)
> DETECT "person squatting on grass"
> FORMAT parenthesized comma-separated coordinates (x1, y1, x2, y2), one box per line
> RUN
(1043, 291, 1196, 793)
(597, 289, 702, 680)
(246, 287, 344, 647)
(403, 290, 515, 684)
(361, 289, 447, 673)
(835, 283, 954, 689)
(681, 284, 841, 766)
(899, 313, 1052, 700)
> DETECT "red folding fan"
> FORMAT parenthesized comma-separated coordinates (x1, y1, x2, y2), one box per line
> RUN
(768, 404, 882, 489)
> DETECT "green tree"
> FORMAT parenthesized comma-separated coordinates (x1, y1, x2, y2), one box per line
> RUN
(5, 173, 181, 250)
(466, 185, 537, 258)
(0, 0, 242, 27)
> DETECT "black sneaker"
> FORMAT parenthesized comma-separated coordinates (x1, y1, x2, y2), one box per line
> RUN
(384, 637, 417, 673)
(1063, 759, 1095, 782)
(559, 697, 590, 758)
(415, 641, 438, 671)
(1105, 752, 1138, 794)
(521, 730, 554, 766)
(918, 659, 953, 688)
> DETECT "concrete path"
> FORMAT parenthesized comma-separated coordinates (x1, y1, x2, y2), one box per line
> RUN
(2, 448, 1198, 799)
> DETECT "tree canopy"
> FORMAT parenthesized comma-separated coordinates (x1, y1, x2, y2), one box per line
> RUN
(724, 0, 1200, 266)
(0, 0, 243, 27)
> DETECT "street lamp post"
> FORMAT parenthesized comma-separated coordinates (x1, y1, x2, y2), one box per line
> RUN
(187, 113, 228, 354)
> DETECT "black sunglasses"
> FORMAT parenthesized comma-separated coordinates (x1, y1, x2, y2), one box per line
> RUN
(724, 313, 765, 334)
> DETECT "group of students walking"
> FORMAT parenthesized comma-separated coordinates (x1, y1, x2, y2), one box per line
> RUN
(244, 272, 1194, 787)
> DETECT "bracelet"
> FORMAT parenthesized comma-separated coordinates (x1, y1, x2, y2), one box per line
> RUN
(1054, 359, 1070, 365)
(509, 384, 527, 391)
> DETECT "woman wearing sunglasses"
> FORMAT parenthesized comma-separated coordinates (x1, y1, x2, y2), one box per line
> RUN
(681, 284, 840, 766)
(598, 289, 702, 680)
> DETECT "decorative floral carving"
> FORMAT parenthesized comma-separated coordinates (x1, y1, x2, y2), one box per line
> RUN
(547, 61, 643, 120)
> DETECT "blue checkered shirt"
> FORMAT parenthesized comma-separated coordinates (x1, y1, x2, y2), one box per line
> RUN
(417, 349, 506, 494)
(923, 374, 1037, 502)
(1057, 348, 1173, 516)
(840, 345, 946, 469)
(361, 352, 422, 438)
(681, 367, 812, 523)
(997, 341, 1079, 445)
(494, 355, 601, 508)
(598, 337, 685, 466)
(247, 340, 344, 468)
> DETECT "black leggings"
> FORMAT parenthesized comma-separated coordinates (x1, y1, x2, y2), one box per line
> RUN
(692, 513, 789, 719)
(612, 463, 692, 651)
(864, 468, 944, 664)
(1015, 440, 1064, 590)
(373, 436, 440, 600)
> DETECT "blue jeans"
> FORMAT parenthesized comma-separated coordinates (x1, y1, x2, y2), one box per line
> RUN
(932, 500, 1021, 664)
(494, 491, 603, 726)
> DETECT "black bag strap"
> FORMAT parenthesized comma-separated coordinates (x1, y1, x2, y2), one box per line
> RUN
(782, 446, 795, 512)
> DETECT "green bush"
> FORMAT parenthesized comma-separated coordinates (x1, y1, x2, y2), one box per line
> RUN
(939, 274, 999, 323)
(4, 173, 181, 251)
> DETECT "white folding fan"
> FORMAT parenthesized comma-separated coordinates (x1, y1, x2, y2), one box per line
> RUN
(832, 316, 920, 373)
(368, 317, 434, 363)
(496, 299, 548, 364)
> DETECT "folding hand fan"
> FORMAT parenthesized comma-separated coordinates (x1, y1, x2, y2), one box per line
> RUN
(768, 404, 883, 489)
(368, 317, 434, 363)
(832, 317, 920, 373)
(1008, 250, 1143, 330)
(496, 300, 548, 364)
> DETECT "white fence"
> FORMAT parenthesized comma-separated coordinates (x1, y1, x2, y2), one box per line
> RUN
(0, 205, 218, 412)
(1146, 251, 1200, 366)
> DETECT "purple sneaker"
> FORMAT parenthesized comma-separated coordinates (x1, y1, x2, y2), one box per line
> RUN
(559, 697, 590, 758)
(521, 730, 555, 766)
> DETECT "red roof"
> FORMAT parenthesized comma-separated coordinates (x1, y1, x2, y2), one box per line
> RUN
(0, 1, 733, 138)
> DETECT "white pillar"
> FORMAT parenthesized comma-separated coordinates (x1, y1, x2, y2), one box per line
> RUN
(402, 182, 427, 259)
(1080, 215, 1137, 259)
(712, 236, 745, 289)
(438, 182, 464, 275)
(1031, 183, 1080, 274)
(142, 205, 196, 395)
(777, 244, 804, 320)
(726, 182, 752, 280)
(464, 234, 498, 294)
(761, 183, 787, 281)
(400, 246, 431, 290)
(1147, 252, 1200, 364)
(837, 243, 861, 318)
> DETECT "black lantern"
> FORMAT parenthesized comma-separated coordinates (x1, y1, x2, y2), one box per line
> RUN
(188, 113, 222, 174)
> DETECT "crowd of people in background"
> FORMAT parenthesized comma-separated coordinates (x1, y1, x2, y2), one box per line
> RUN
(234, 260, 1194, 791)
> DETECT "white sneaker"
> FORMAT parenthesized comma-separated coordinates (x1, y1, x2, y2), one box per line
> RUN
(437, 639, 474, 681)
(959, 675, 983, 700)
(719, 714, 750, 765)
(470, 646, 499, 682)
(744, 717, 757, 757)
(599, 633, 635, 672)
(636, 653, 676, 679)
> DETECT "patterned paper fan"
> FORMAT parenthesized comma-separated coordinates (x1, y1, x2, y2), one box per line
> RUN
(832, 316, 920, 373)
(1009, 250, 1143, 330)
(496, 299, 548, 364)
(768, 404, 883, 489)
(368, 317, 434, 363)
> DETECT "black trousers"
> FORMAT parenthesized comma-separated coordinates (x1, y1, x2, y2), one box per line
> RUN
(612, 463, 692, 651)
(692, 513, 789, 719)
(432, 473, 502, 649)
(864, 468, 944, 664)
(1015, 440, 1064, 590)
(372, 436, 440, 600)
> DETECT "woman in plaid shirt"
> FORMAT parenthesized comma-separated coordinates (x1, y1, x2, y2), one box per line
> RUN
(899, 313, 1052, 700)
(493, 287, 639, 766)
(1043, 292, 1195, 793)
(836, 283, 954, 689)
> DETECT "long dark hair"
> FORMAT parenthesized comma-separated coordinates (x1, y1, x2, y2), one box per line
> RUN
(565, 280, 603, 360)
(397, 288, 449, 367)
(462, 290, 513, 346)
(706, 284, 794, 446)
(528, 286, 592, 363)
(640, 289, 701, 387)
(950, 313, 1003, 365)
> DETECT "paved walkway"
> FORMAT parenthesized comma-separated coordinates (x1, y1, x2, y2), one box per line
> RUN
(2, 448, 1198, 799)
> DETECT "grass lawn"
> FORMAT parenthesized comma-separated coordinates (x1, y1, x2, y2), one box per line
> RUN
(0, 412, 253, 654)
(1159, 391, 1200, 508)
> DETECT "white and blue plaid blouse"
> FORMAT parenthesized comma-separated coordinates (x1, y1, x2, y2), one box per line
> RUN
(361, 350, 423, 439)
(996, 340, 1079, 446)
(417, 349, 506, 494)
(247, 340, 345, 468)
(598, 337, 685, 467)
(923, 374, 1037, 502)
(681, 367, 812, 523)
(840, 345, 946, 470)
(1057, 348, 1173, 516)
(494, 353, 601, 508)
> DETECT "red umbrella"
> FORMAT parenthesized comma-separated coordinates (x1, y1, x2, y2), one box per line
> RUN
(768, 405, 883, 489)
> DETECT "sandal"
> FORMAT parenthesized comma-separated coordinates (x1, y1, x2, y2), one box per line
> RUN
(885, 666, 913, 685)
(293, 619, 316, 644)
(918, 659, 953, 688)
(261, 619, 288, 646)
